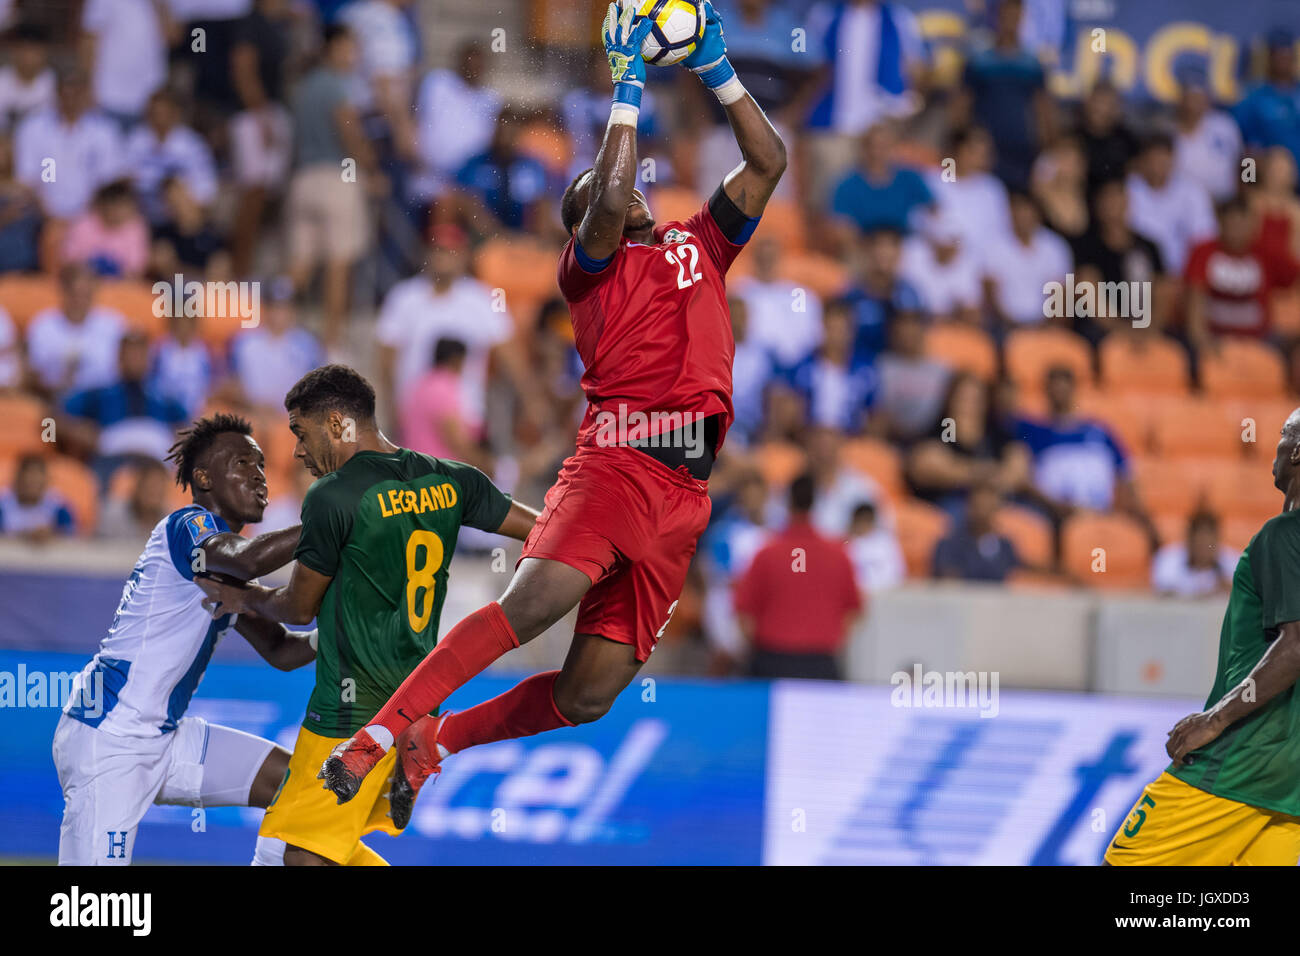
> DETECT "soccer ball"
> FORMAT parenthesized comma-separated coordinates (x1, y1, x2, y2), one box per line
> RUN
(638, 0, 705, 67)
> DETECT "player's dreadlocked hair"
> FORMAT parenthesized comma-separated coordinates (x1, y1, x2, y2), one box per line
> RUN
(166, 413, 253, 492)
(560, 167, 594, 235)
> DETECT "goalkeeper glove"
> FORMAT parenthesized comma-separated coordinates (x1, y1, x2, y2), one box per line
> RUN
(603, 0, 654, 125)
(681, 0, 745, 105)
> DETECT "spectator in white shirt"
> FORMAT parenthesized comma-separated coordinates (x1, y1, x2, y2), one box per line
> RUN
(1152, 512, 1238, 598)
(14, 69, 124, 221)
(847, 500, 905, 592)
(1173, 74, 1243, 203)
(803, 0, 927, 200)
(0, 23, 55, 133)
(227, 276, 324, 410)
(900, 206, 982, 323)
(79, 0, 172, 126)
(982, 189, 1074, 329)
(150, 311, 214, 418)
(339, 0, 418, 160)
(1126, 131, 1218, 276)
(797, 424, 889, 537)
(927, 126, 1013, 253)
(701, 467, 771, 667)
(125, 89, 219, 223)
(413, 41, 502, 201)
(727, 295, 775, 445)
(732, 235, 824, 369)
(375, 224, 511, 424)
(26, 263, 126, 396)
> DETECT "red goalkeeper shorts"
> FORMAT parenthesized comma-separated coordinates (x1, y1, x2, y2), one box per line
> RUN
(520, 444, 712, 661)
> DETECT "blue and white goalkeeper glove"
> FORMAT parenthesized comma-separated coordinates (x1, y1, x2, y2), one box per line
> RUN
(603, 0, 654, 125)
(681, 1, 745, 104)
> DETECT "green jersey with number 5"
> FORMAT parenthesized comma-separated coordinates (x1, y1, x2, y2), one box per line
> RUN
(293, 448, 512, 736)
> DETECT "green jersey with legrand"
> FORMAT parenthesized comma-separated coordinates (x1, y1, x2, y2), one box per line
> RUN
(295, 449, 511, 736)
(1170, 509, 1300, 815)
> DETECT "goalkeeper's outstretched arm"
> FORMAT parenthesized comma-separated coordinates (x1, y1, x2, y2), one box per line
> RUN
(579, 0, 654, 260)
(719, 93, 787, 218)
(683, 1, 787, 219)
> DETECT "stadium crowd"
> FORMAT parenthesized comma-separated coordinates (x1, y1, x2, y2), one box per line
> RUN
(0, 0, 1298, 675)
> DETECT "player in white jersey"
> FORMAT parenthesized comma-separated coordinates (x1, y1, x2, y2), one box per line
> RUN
(53, 414, 316, 865)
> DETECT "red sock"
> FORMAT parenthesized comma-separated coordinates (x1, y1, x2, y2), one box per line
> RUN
(438, 670, 574, 754)
(370, 602, 519, 735)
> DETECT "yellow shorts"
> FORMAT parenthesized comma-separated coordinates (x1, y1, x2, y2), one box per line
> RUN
(258, 725, 401, 865)
(1105, 771, 1300, 866)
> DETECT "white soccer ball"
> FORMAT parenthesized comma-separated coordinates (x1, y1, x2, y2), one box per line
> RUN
(638, 0, 705, 67)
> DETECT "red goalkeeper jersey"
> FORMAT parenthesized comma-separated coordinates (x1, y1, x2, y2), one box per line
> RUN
(557, 200, 745, 453)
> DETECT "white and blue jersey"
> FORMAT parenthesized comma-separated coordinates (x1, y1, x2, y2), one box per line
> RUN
(64, 505, 237, 738)
(1015, 417, 1131, 512)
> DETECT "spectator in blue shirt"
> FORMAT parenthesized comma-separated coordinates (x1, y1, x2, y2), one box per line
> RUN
(1015, 365, 1150, 532)
(1233, 28, 1300, 170)
(830, 120, 933, 237)
(958, 0, 1048, 189)
(839, 226, 925, 365)
(455, 108, 551, 234)
(0, 454, 76, 542)
(61, 331, 189, 486)
(782, 297, 878, 433)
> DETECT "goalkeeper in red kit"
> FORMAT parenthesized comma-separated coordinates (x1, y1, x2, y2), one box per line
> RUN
(320, 0, 786, 825)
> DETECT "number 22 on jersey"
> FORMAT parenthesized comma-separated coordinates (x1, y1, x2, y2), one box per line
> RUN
(664, 242, 703, 289)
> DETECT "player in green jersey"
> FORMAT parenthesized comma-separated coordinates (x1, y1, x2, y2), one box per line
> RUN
(198, 365, 539, 865)
(1107, 409, 1300, 865)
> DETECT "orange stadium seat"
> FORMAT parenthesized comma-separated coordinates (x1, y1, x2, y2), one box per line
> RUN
(648, 185, 701, 228)
(750, 198, 806, 253)
(1131, 456, 1214, 522)
(778, 252, 849, 302)
(0, 273, 59, 329)
(1200, 339, 1288, 400)
(1060, 511, 1152, 589)
(107, 460, 189, 511)
(97, 279, 165, 338)
(1004, 326, 1094, 394)
(0, 393, 51, 457)
(1097, 331, 1190, 396)
(924, 322, 998, 383)
(1204, 458, 1283, 525)
(1152, 511, 1191, 550)
(1072, 389, 1154, 456)
(1224, 397, 1299, 456)
(894, 496, 949, 578)
(1149, 397, 1250, 460)
(752, 440, 806, 488)
(842, 437, 904, 503)
(517, 121, 572, 178)
(992, 504, 1054, 568)
(1222, 517, 1262, 552)
(473, 237, 559, 330)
